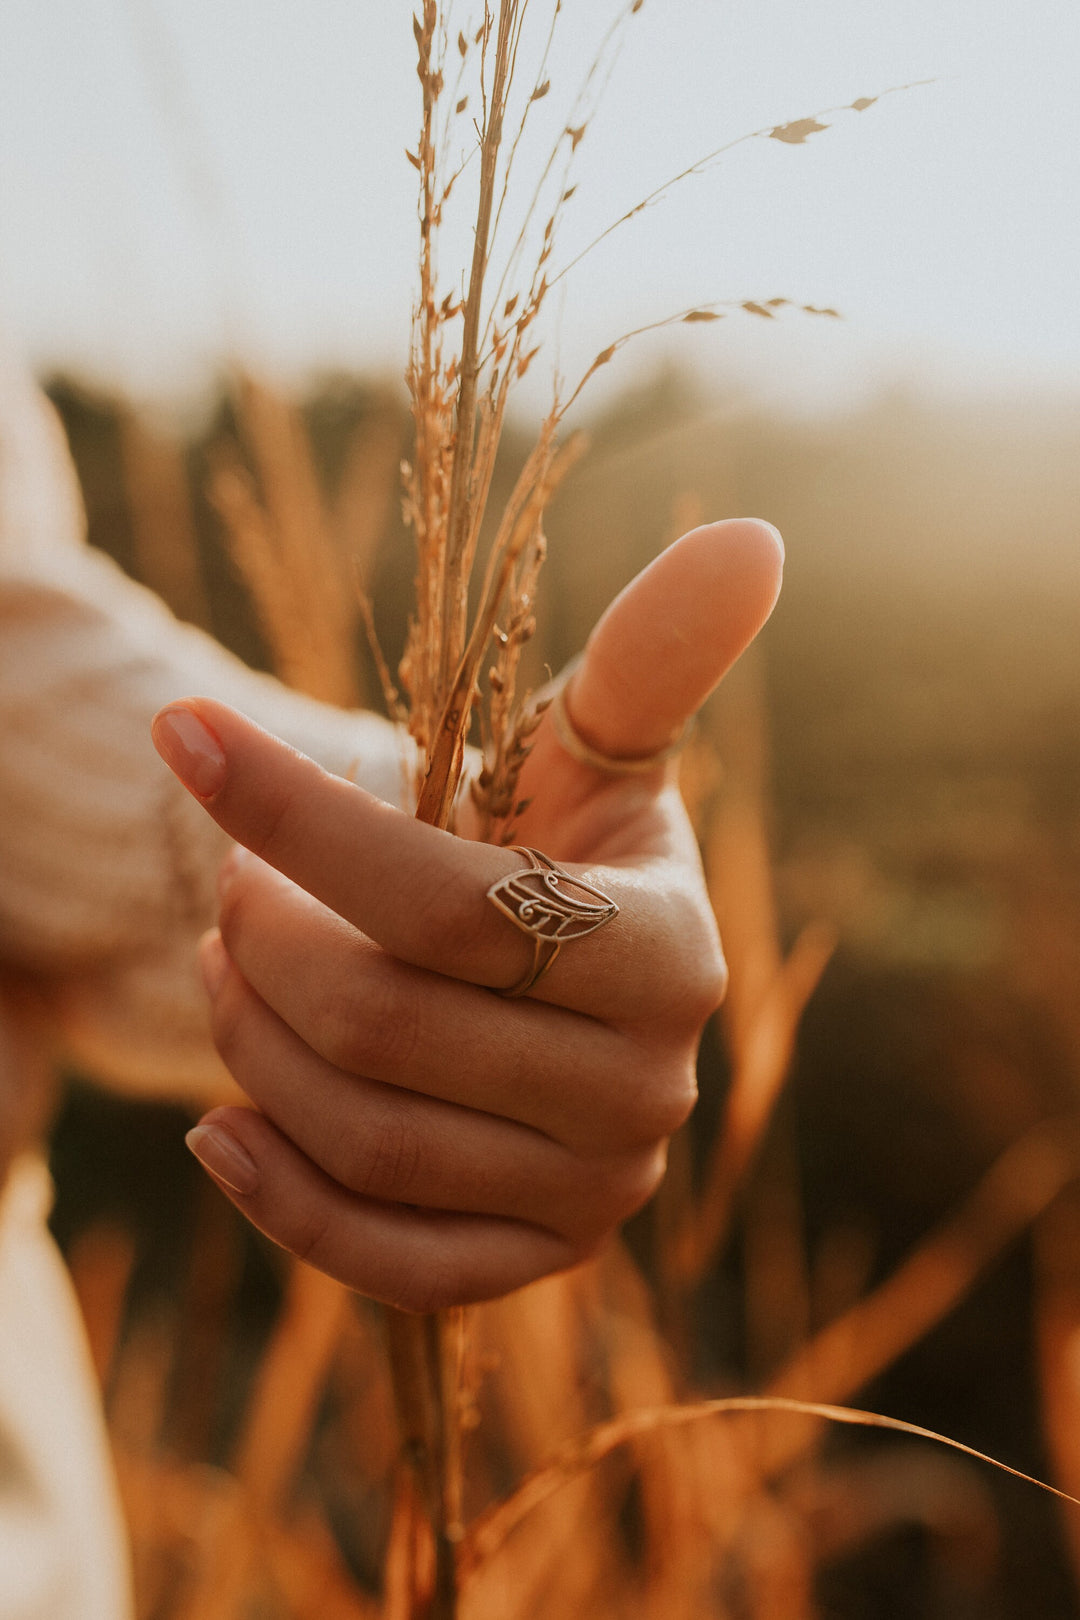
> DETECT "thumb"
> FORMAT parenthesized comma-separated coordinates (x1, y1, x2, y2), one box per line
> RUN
(566, 519, 784, 762)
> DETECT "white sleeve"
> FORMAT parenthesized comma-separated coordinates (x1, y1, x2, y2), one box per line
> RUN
(0, 370, 405, 1100)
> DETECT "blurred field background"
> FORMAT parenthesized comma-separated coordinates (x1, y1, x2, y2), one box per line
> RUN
(4, 0, 1080, 1614)
(38, 361, 1080, 1618)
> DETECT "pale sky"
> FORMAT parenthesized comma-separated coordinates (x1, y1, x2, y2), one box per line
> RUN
(0, 0, 1077, 415)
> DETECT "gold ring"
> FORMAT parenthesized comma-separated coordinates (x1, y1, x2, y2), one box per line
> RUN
(549, 656, 694, 776)
(486, 847, 620, 998)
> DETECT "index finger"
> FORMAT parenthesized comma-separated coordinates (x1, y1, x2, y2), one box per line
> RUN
(150, 700, 716, 1024)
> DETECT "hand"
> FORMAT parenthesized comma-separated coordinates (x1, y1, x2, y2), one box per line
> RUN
(151, 519, 783, 1310)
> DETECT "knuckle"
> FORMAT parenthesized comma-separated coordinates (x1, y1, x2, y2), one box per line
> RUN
(714, 940, 730, 1006)
(625, 1141, 670, 1211)
(700, 941, 729, 1018)
(244, 771, 306, 866)
(215, 880, 244, 951)
(317, 985, 369, 1072)
(390, 1256, 460, 1315)
(565, 1228, 607, 1269)
(286, 1203, 333, 1269)
(207, 976, 247, 1067)
(351, 1101, 424, 1202)
(655, 879, 729, 1026)
(669, 935, 728, 1031)
(403, 857, 494, 966)
(659, 1058, 700, 1135)
(320, 964, 420, 1079)
(593, 1144, 670, 1231)
(618, 1052, 699, 1146)
(562, 1149, 665, 1246)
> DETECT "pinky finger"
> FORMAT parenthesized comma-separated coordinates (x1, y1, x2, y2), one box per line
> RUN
(185, 1106, 581, 1310)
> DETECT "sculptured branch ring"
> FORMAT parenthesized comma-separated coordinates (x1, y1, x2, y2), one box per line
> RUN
(486, 847, 620, 998)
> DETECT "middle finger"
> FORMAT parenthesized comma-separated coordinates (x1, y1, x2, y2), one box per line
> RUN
(214, 858, 694, 1153)
(203, 959, 664, 1245)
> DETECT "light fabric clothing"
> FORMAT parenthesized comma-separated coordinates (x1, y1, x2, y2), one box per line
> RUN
(0, 1158, 128, 1620)
(0, 358, 401, 1618)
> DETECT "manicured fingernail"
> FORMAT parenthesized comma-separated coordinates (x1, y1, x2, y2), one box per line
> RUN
(186, 1123, 258, 1194)
(152, 705, 227, 800)
(198, 930, 229, 998)
(217, 843, 249, 901)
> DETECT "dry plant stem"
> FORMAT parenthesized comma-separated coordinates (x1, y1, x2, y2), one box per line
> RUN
(671, 920, 835, 1283)
(391, 13, 531, 1615)
(459, 1395, 1080, 1583)
(211, 375, 364, 708)
(470, 1269, 632, 1619)
(66, 1223, 136, 1390)
(171, 1265, 354, 1620)
(171, 1181, 243, 1460)
(264, 1516, 380, 1620)
(396, 0, 804, 1605)
(118, 407, 211, 630)
(390, 421, 579, 1610)
(385, 1310, 456, 1618)
(410, 0, 443, 727)
(547, 80, 934, 299)
(454, 1121, 1080, 1597)
(415, 428, 581, 825)
(440, 3, 517, 693)
(664, 653, 835, 1287)
(759, 1118, 1080, 1476)
(441, 1306, 469, 1543)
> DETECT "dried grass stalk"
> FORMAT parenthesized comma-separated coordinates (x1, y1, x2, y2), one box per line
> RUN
(118, 407, 211, 630)
(761, 1119, 1080, 1476)
(460, 1394, 1080, 1583)
(210, 374, 366, 708)
(66, 1221, 136, 1390)
(664, 655, 836, 1287)
(381, 10, 618, 1611)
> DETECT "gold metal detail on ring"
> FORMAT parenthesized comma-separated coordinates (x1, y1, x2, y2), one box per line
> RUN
(550, 655, 694, 776)
(487, 846, 619, 998)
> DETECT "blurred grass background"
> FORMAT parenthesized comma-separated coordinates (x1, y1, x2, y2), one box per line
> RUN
(40, 364, 1080, 1618)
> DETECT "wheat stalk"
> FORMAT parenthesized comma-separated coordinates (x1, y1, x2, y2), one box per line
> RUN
(383, 10, 651, 1609)
(378, 8, 924, 1612)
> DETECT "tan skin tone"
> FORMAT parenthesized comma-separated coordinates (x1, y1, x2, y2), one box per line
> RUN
(151, 518, 784, 1312)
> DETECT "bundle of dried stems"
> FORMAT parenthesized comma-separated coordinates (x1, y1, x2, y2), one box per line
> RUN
(376, 10, 863, 1609)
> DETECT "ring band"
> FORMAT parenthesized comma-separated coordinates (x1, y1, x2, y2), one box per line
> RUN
(549, 656, 694, 776)
(487, 846, 620, 998)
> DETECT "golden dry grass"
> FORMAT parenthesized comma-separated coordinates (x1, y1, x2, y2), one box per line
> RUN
(47, 4, 1080, 1615)
(54, 360, 1080, 1620)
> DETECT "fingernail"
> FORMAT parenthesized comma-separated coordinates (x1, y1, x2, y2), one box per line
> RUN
(217, 844, 249, 901)
(186, 1122, 258, 1195)
(198, 930, 229, 997)
(152, 705, 227, 800)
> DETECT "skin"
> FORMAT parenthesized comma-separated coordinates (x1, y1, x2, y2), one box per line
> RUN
(151, 518, 784, 1312)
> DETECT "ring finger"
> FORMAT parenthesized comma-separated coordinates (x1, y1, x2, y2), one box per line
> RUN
(203, 950, 663, 1245)
(213, 857, 693, 1152)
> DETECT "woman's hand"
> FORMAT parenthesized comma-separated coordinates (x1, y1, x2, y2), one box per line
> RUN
(150, 519, 783, 1310)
